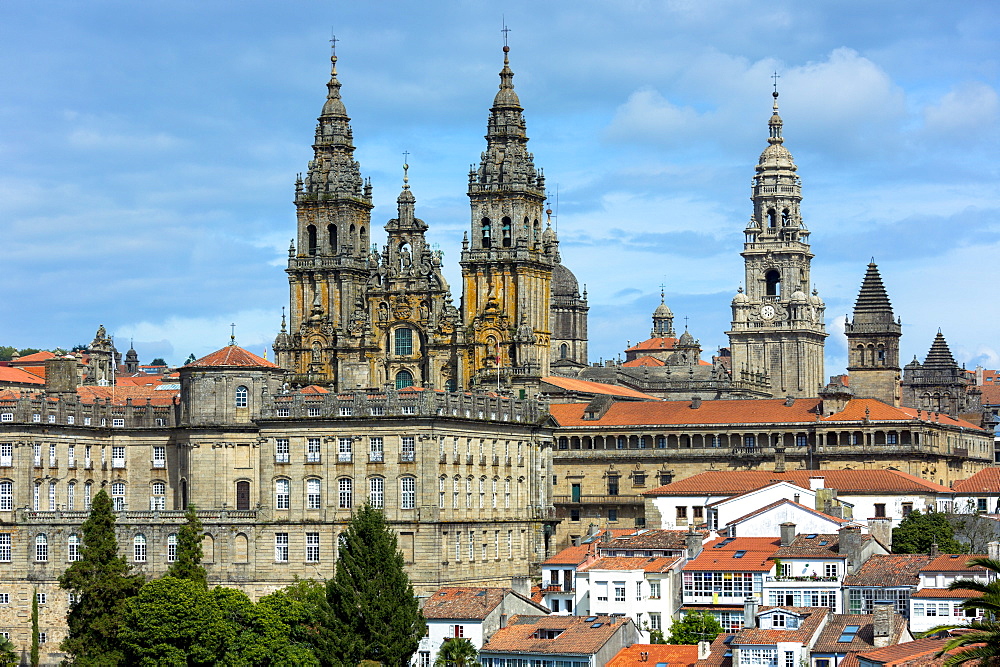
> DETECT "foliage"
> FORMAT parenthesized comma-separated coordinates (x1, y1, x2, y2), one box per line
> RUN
(892, 509, 966, 554)
(667, 611, 724, 644)
(259, 578, 332, 662)
(185, 353, 197, 365)
(0, 347, 42, 361)
(920, 557, 1000, 666)
(150, 357, 167, 366)
(0, 635, 16, 667)
(71, 344, 88, 352)
(326, 504, 425, 665)
(949, 508, 998, 553)
(434, 638, 480, 666)
(30, 588, 38, 667)
(166, 505, 206, 588)
(59, 488, 144, 665)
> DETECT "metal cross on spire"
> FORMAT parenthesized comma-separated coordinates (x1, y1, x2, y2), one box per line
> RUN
(771, 71, 781, 94)
(501, 21, 510, 47)
(330, 31, 339, 55)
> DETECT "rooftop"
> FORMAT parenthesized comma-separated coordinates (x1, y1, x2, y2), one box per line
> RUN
(421, 587, 544, 620)
(646, 470, 953, 497)
(843, 554, 934, 588)
(684, 536, 780, 572)
(607, 643, 699, 667)
(480, 614, 629, 656)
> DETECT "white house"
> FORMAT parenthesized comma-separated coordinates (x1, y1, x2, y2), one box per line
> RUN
(723, 497, 854, 537)
(908, 552, 988, 633)
(479, 614, 642, 667)
(414, 587, 549, 666)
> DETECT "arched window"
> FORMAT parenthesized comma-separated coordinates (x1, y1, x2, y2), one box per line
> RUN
(481, 218, 492, 248)
(560, 343, 569, 360)
(369, 477, 384, 509)
(359, 226, 367, 252)
(349, 224, 356, 252)
(394, 328, 413, 356)
(111, 481, 125, 511)
(235, 386, 248, 408)
(275, 479, 290, 510)
(0, 481, 11, 511)
(84, 482, 92, 510)
(67, 481, 75, 511)
(150, 482, 166, 511)
(401, 477, 416, 510)
(782, 209, 791, 225)
(396, 369, 414, 389)
(765, 270, 781, 297)
(501, 217, 512, 247)
(767, 209, 777, 228)
(445, 378, 457, 392)
(235, 480, 250, 511)
(167, 533, 178, 562)
(338, 478, 353, 509)
(306, 478, 321, 510)
(328, 224, 338, 253)
(134, 534, 146, 563)
(307, 225, 318, 255)
(68, 534, 81, 562)
(35, 534, 48, 562)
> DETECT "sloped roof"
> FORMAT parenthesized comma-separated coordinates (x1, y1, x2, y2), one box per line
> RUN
(541, 376, 659, 400)
(550, 397, 822, 428)
(578, 556, 680, 574)
(601, 529, 703, 552)
(421, 587, 546, 620)
(0, 366, 45, 385)
(856, 637, 954, 666)
(627, 337, 679, 352)
(684, 536, 780, 572)
(542, 544, 593, 566)
(953, 468, 1000, 493)
(912, 588, 983, 599)
(823, 399, 981, 430)
(608, 643, 699, 667)
(9, 351, 56, 364)
(734, 606, 828, 645)
(843, 554, 933, 588)
(76, 385, 178, 406)
(623, 355, 666, 367)
(772, 532, 862, 559)
(920, 554, 987, 573)
(812, 613, 908, 653)
(645, 469, 953, 497)
(480, 614, 629, 655)
(725, 499, 852, 532)
(187, 345, 278, 369)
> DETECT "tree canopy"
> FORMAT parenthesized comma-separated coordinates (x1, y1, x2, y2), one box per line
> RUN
(326, 504, 425, 665)
(166, 505, 206, 588)
(892, 509, 966, 554)
(259, 578, 333, 662)
(434, 638, 480, 666)
(59, 488, 144, 665)
(667, 611, 724, 645)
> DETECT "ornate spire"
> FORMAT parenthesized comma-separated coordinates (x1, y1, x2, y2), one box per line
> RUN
(651, 287, 675, 338)
(924, 330, 958, 370)
(851, 261, 900, 330)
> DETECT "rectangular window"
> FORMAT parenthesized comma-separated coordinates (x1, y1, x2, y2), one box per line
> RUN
(306, 532, 320, 562)
(369, 477, 384, 509)
(152, 446, 166, 469)
(650, 613, 661, 630)
(903, 502, 914, 516)
(614, 582, 626, 602)
(796, 434, 808, 447)
(48, 482, 56, 511)
(112, 418, 124, 428)
(339, 478, 353, 509)
(275, 438, 290, 463)
(0, 594, 7, 605)
(887, 433, 898, 444)
(168, 535, 177, 562)
(0, 484, 10, 512)
(275, 533, 289, 562)
(649, 581, 661, 599)
(418, 652, 430, 667)
(85, 445, 92, 469)
(306, 479, 321, 509)
(0, 414, 11, 423)
(0, 443, 10, 467)
(596, 581, 609, 602)
(39, 633, 46, 644)
(607, 476, 619, 496)
(69, 537, 80, 562)
(824, 563, 839, 578)
(67, 484, 75, 511)
(276, 407, 290, 417)
(36, 537, 47, 562)
(0, 534, 9, 562)
(339, 406, 353, 417)
(401, 436, 415, 462)
(402, 405, 416, 416)
(307, 438, 321, 463)
(978, 498, 988, 512)
(112, 446, 126, 468)
(401, 477, 416, 510)
(307, 407, 321, 417)
(49, 444, 57, 467)
(338, 437, 353, 462)
(468, 532, 475, 561)
(785, 651, 795, 667)
(874, 503, 886, 518)
(369, 437, 384, 462)
(33, 443, 40, 467)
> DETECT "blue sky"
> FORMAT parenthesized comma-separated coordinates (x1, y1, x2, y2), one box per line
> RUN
(1, 0, 998, 376)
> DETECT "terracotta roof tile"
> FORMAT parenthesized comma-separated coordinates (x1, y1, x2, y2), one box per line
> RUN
(734, 606, 828, 645)
(824, 399, 983, 430)
(542, 544, 593, 566)
(0, 366, 45, 385)
(608, 644, 699, 667)
(812, 613, 907, 653)
(550, 397, 823, 428)
(541, 376, 659, 400)
(953, 468, 1000, 493)
(9, 351, 56, 364)
(684, 537, 780, 572)
(578, 556, 679, 573)
(921, 554, 987, 573)
(601, 529, 704, 553)
(856, 636, 953, 666)
(623, 355, 667, 367)
(912, 588, 983, 599)
(480, 614, 630, 655)
(772, 532, 858, 559)
(694, 631, 734, 667)
(843, 554, 933, 588)
(979, 384, 1000, 406)
(645, 469, 953, 497)
(187, 345, 278, 369)
(421, 587, 546, 620)
(627, 337, 679, 352)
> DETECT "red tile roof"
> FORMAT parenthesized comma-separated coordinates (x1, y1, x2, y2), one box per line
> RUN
(953, 468, 1000, 493)
(734, 606, 829, 645)
(856, 636, 954, 666)
(481, 614, 630, 655)
(9, 351, 56, 364)
(187, 345, 278, 369)
(921, 554, 987, 573)
(684, 537, 780, 572)
(578, 556, 679, 573)
(421, 587, 545, 620)
(550, 397, 823, 427)
(298, 385, 331, 394)
(623, 355, 666, 367)
(541, 376, 659, 400)
(979, 384, 1000, 406)
(843, 554, 933, 588)
(542, 544, 593, 566)
(812, 613, 908, 653)
(824, 399, 982, 430)
(601, 529, 704, 553)
(76, 385, 178, 406)
(912, 588, 983, 599)
(772, 532, 859, 559)
(0, 366, 45, 385)
(608, 644, 699, 667)
(645, 469, 953, 497)
(627, 337, 679, 352)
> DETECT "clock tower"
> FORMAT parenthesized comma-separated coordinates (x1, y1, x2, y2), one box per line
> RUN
(727, 90, 827, 398)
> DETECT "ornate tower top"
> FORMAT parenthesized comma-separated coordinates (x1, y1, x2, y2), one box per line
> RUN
(651, 288, 675, 338)
(850, 262, 901, 332)
(924, 330, 958, 370)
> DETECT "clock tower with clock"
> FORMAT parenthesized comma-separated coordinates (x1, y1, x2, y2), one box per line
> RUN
(727, 90, 828, 398)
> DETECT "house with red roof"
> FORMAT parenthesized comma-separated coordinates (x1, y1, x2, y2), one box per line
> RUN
(478, 614, 642, 667)
(842, 554, 934, 618)
(907, 552, 989, 633)
(607, 642, 700, 667)
(856, 635, 966, 667)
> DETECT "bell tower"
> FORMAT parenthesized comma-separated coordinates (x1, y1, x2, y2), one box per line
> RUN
(845, 262, 901, 405)
(727, 89, 827, 397)
(275, 47, 375, 388)
(460, 44, 556, 396)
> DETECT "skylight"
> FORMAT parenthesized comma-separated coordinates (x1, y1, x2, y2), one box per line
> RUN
(585, 616, 597, 622)
(806, 534, 818, 539)
(733, 550, 746, 558)
(715, 538, 735, 548)
(837, 625, 861, 642)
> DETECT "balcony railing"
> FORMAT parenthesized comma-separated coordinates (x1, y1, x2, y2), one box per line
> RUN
(152, 460, 166, 469)
(400, 452, 415, 462)
(111, 460, 126, 469)
(338, 452, 353, 463)
(369, 453, 384, 463)
(274, 453, 289, 464)
(306, 452, 322, 463)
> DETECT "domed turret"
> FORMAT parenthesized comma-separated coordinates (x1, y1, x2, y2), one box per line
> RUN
(651, 289, 675, 338)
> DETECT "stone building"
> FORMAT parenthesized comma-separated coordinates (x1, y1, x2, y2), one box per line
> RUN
(845, 263, 902, 406)
(902, 331, 983, 424)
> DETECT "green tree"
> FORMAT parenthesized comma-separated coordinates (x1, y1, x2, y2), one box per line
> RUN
(667, 611, 724, 644)
(16, 348, 41, 357)
(921, 557, 1000, 665)
(259, 578, 332, 662)
(185, 353, 197, 365)
(150, 357, 167, 367)
(30, 587, 38, 667)
(0, 635, 17, 666)
(166, 505, 206, 588)
(59, 488, 144, 665)
(326, 504, 425, 665)
(212, 586, 313, 665)
(434, 637, 480, 666)
(892, 509, 965, 554)
(0, 347, 16, 362)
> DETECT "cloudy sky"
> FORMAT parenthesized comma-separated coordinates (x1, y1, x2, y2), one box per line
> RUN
(1, 1, 998, 376)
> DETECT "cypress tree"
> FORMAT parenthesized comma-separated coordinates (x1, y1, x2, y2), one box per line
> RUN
(58, 488, 143, 665)
(167, 504, 207, 588)
(326, 504, 425, 665)
(30, 587, 38, 667)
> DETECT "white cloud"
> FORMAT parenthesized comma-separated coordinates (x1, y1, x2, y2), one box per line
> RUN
(921, 81, 1000, 141)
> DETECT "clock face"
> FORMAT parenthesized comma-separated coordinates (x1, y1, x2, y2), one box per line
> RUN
(761, 304, 776, 320)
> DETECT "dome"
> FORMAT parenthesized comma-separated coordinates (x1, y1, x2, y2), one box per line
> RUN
(757, 143, 797, 171)
(653, 302, 673, 318)
(551, 263, 580, 297)
(732, 289, 749, 305)
(678, 330, 696, 346)
(809, 290, 824, 306)
(790, 289, 808, 303)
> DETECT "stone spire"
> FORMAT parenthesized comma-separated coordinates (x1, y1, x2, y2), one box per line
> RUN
(850, 262, 900, 331)
(924, 330, 958, 370)
(846, 261, 901, 405)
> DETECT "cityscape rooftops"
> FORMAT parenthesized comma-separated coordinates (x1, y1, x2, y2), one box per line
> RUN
(645, 470, 953, 497)
(480, 614, 632, 655)
(842, 554, 934, 588)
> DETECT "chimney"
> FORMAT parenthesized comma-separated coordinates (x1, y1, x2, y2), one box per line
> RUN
(45, 356, 79, 395)
(743, 596, 759, 629)
(867, 517, 893, 551)
(839, 525, 863, 572)
(930, 542, 939, 558)
(780, 522, 796, 547)
(698, 641, 712, 661)
(774, 447, 786, 474)
(872, 600, 895, 648)
(988, 541, 1000, 562)
(686, 526, 703, 560)
(691, 396, 702, 409)
(510, 576, 530, 597)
